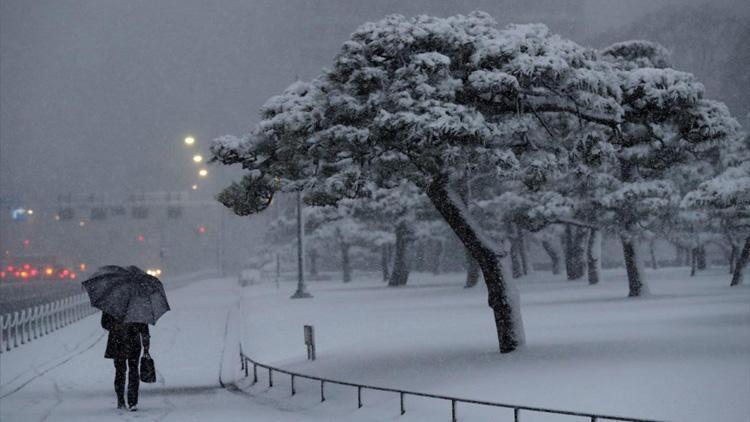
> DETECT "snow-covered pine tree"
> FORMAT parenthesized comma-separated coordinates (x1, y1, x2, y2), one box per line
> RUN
(600, 40, 741, 296)
(682, 135, 750, 286)
(212, 13, 626, 353)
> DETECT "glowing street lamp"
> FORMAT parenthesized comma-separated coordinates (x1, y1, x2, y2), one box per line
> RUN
(192, 154, 203, 163)
(191, 184, 198, 190)
(198, 169, 208, 178)
(27, 209, 34, 216)
(184, 136, 195, 146)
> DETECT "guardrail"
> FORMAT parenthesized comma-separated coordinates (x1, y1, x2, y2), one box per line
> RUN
(0, 293, 96, 353)
(238, 346, 667, 422)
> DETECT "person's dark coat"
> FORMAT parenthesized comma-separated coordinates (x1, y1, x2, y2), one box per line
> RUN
(101, 313, 150, 360)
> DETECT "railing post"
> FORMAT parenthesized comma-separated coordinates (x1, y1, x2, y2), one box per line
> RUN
(268, 368, 273, 387)
(253, 364, 258, 384)
(13, 312, 19, 348)
(25, 310, 32, 342)
(451, 399, 457, 422)
(400, 392, 405, 415)
(514, 407, 520, 422)
(591, 417, 597, 422)
(240, 349, 244, 371)
(320, 380, 325, 402)
(357, 386, 362, 408)
(291, 374, 295, 396)
(54, 300, 60, 330)
(19, 310, 26, 344)
(44, 304, 50, 335)
(32, 306, 38, 339)
(63, 298, 69, 326)
(244, 359, 249, 378)
(0, 314, 4, 353)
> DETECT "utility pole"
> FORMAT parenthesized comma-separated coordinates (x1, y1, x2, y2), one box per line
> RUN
(291, 190, 312, 299)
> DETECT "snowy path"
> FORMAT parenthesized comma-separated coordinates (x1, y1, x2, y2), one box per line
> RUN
(0, 276, 315, 422)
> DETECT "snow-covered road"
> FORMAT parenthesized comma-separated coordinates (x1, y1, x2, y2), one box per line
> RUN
(0, 276, 312, 422)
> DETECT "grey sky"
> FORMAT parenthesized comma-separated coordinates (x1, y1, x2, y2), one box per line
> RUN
(1, 0, 747, 207)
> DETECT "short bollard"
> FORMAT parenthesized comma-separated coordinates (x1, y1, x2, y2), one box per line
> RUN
(304, 325, 316, 360)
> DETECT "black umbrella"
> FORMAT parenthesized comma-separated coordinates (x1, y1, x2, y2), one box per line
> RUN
(83, 265, 170, 325)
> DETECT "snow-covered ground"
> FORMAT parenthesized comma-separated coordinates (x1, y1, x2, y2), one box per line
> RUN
(1, 267, 748, 421)
(237, 267, 750, 422)
(0, 275, 321, 422)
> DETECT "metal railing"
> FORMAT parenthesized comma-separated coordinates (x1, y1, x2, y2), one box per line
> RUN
(0, 293, 96, 353)
(238, 346, 667, 422)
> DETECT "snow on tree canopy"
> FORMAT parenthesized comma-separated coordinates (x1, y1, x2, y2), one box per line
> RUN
(600, 40, 672, 69)
(682, 162, 750, 209)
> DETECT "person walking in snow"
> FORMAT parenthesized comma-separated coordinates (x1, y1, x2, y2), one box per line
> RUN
(101, 312, 150, 411)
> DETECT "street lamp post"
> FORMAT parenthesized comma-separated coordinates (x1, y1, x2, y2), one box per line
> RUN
(291, 190, 312, 299)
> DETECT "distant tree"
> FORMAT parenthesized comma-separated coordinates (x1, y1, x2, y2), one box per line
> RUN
(597, 4, 750, 122)
(600, 40, 740, 296)
(683, 151, 750, 286)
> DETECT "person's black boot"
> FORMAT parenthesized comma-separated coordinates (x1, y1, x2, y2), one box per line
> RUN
(117, 400, 126, 410)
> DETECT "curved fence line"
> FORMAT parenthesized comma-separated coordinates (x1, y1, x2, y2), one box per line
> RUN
(0, 293, 96, 353)
(237, 345, 667, 422)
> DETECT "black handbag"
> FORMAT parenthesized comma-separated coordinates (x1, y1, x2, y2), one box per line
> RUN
(139, 355, 156, 383)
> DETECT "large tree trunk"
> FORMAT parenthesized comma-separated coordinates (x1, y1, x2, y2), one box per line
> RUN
(587, 229, 602, 285)
(730, 236, 750, 287)
(388, 223, 410, 287)
(427, 179, 525, 353)
(464, 248, 480, 288)
(541, 240, 561, 275)
(381, 244, 390, 282)
(563, 225, 588, 280)
(622, 236, 649, 297)
(649, 238, 659, 270)
(696, 245, 707, 270)
(308, 249, 319, 278)
(340, 240, 352, 283)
